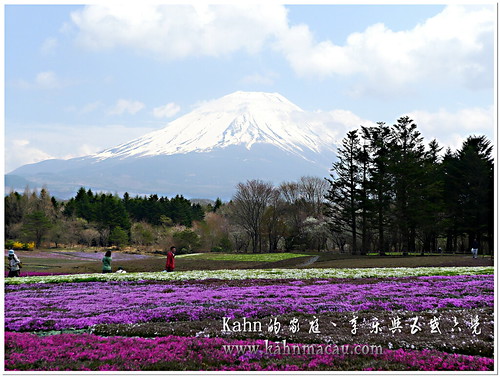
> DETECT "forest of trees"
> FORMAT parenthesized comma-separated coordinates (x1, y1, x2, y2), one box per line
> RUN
(4, 116, 494, 255)
(325, 116, 494, 255)
(5, 188, 205, 252)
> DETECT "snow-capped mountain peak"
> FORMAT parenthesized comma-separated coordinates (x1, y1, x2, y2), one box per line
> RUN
(93, 91, 337, 161)
(9, 91, 343, 199)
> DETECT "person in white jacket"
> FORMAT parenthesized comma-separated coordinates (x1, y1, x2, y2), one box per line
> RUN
(7, 249, 21, 277)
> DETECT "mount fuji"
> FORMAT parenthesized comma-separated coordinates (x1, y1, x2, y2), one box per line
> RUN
(6, 91, 341, 199)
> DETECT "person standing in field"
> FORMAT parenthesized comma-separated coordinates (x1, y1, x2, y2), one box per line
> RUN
(7, 249, 21, 277)
(165, 246, 176, 272)
(102, 250, 112, 273)
(471, 239, 479, 259)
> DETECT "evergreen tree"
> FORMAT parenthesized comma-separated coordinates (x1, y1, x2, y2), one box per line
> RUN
(213, 198, 223, 212)
(388, 116, 425, 255)
(454, 136, 494, 252)
(109, 226, 129, 248)
(325, 130, 362, 254)
(5, 191, 25, 236)
(418, 139, 444, 254)
(442, 148, 460, 252)
(357, 144, 371, 255)
(22, 211, 52, 247)
(361, 123, 392, 255)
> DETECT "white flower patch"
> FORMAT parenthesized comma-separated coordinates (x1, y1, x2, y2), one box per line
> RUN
(5, 266, 493, 285)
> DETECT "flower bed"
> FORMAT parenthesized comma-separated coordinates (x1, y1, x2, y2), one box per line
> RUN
(4, 266, 493, 285)
(5, 275, 493, 331)
(5, 267, 494, 371)
(5, 332, 493, 371)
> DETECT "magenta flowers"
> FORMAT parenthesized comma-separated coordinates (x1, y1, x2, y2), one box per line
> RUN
(5, 332, 494, 371)
(5, 275, 493, 331)
(4, 273, 494, 371)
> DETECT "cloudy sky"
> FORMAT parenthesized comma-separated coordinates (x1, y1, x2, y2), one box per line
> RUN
(5, 3, 495, 173)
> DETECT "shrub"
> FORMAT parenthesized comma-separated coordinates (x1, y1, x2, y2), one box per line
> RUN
(23, 242, 35, 250)
(5, 241, 34, 251)
(219, 236, 233, 252)
(12, 241, 24, 249)
(172, 229, 200, 252)
(108, 227, 129, 248)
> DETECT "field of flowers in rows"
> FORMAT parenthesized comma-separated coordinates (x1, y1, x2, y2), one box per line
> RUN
(5, 267, 494, 371)
(5, 265, 493, 284)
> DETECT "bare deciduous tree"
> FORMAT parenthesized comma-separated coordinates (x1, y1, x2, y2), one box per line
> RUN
(299, 176, 328, 217)
(230, 180, 275, 253)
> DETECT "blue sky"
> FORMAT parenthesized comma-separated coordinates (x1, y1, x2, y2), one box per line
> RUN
(4, 3, 496, 173)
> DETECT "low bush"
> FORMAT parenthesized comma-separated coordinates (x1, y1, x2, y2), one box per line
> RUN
(5, 241, 35, 251)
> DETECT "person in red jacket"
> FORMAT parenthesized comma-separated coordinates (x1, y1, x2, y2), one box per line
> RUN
(165, 246, 176, 272)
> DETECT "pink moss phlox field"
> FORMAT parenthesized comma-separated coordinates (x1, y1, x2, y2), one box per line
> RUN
(4, 251, 151, 261)
(5, 275, 492, 331)
(5, 332, 493, 371)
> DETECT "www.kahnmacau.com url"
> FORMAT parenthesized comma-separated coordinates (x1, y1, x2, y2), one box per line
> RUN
(222, 340, 384, 356)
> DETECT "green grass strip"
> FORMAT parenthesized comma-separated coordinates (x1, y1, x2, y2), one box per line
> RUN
(177, 252, 310, 262)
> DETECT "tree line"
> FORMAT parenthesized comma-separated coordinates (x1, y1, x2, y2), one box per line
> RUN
(223, 117, 493, 255)
(4, 116, 493, 255)
(324, 116, 493, 255)
(5, 187, 205, 250)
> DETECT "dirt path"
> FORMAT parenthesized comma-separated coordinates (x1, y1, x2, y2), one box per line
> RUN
(296, 255, 320, 267)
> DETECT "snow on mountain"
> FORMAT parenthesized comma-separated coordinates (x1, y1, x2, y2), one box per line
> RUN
(7, 91, 344, 199)
(93, 91, 338, 161)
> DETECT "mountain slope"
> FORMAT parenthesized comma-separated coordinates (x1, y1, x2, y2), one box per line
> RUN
(93, 91, 337, 161)
(7, 91, 340, 199)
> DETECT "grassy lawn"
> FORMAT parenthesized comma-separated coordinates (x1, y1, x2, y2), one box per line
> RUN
(178, 252, 310, 262)
(8, 248, 492, 275)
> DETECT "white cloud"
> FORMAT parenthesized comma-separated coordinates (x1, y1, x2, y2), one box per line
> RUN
(12, 139, 30, 147)
(153, 102, 181, 118)
(40, 37, 58, 55)
(290, 108, 376, 145)
(108, 99, 145, 115)
(293, 105, 493, 153)
(35, 71, 62, 89)
(14, 71, 67, 90)
(5, 139, 54, 173)
(406, 105, 494, 151)
(68, 4, 494, 93)
(275, 5, 494, 91)
(5, 124, 158, 172)
(70, 4, 288, 59)
(240, 72, 277, 86)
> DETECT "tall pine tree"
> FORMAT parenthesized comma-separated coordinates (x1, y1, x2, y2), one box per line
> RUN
(361, 122, 393, 255)
(388, 116, 425, 255)
(325, 130, 362, 254)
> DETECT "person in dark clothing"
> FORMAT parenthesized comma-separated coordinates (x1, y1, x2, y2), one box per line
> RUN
(471, 239, 479, 259)
(165, 246, 176, 272)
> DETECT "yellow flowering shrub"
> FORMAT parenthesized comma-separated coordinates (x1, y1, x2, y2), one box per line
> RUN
(12, 241, 24, 249)
(23, 242, 35, 250)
